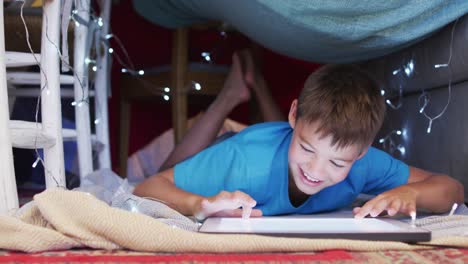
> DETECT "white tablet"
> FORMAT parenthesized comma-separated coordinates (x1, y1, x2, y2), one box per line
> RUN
(199, 216, 431, 242)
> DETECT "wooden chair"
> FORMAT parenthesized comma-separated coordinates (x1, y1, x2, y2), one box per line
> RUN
(119, 26, 230, 177)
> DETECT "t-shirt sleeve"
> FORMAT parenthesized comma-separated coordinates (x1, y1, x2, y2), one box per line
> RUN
(173, 139, 247, 197)
(361, 147, 410, 195)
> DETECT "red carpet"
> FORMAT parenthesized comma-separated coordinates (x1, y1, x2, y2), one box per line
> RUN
(1, 248, 467, 263)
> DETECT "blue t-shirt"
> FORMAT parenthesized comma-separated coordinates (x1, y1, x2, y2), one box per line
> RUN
(174, 122, 410, 216)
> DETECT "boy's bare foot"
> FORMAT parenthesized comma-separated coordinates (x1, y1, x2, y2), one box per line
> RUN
(216, 52, 251, 108)
(238, 49, 269, 97)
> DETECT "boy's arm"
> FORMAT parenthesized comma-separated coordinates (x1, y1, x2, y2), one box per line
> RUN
(354, 166, 464, 218)
(133, 168, 201, 216)
(133, 168, 262, 219)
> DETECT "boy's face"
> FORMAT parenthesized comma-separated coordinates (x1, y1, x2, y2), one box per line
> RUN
(287, 100, 367, 197)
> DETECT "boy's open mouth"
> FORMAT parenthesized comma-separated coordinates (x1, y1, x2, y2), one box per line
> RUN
(300, 168, 323, 186)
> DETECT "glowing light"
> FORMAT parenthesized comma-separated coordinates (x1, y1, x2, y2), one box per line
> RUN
(163, 95, 170, 101)
(404, 60, 414, 77)
(426, 120, 433, 134)
(380, 89, 385, 96)
(434, 64, 448, 68)
(32, 158, 40, 168)
(97, 17, 104, 27)
(71, 101, 77, 106)
(392, 69, 400, 75)
(193, 82, 201, 90)
(108, 48, 114, 53)
(397, 145, 406, 156)
(92, 66, 97, 72)
(105, 34, 113, 39)
(164, 87, 170, 93)
(201, 52, 211, 62)
(138, 70, 145, 75)
(94, 119, 100, 125)
(121, 68, 128, 73)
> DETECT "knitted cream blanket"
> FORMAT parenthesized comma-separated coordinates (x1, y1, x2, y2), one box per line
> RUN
(0, 189, 467, 253)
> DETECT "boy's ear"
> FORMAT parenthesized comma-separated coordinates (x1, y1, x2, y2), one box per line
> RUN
(288, 99, 298, 128)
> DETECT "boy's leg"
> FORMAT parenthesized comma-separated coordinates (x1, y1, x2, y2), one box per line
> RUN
(159, 52, 251, 171)
(241, 50, 285, 122)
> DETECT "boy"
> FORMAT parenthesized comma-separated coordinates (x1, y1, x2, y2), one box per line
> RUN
(134, 51, 464, 220)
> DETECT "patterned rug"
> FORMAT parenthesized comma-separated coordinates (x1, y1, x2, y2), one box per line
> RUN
(1, 248, 467, 263)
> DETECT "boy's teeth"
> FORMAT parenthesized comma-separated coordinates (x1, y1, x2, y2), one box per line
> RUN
(304, 172, 320, 182)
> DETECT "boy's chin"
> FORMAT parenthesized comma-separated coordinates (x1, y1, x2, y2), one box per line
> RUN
(296, 183, 322, 196)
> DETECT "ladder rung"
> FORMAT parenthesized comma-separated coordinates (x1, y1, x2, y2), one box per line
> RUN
(7, 72, 74, 85)
(5, 52, 41, 68)
(10, 120, 55, 149)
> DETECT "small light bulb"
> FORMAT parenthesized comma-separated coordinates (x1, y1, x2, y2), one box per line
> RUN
(138, 70, 145, 75)
(121, 68, 128, 73)
(105, 34, 113, 39)
(108, 48, 114, 54)
(380, 89, 385, 96)
(204, 55, 211, 62)
(78, 101, 84, 107)
(435, 64, 448, 68)
(379, 138, 385, 144)
(97, 18, 104, 27)
(163, 95, 170, 101)
(396, 130, 402, 135)
(392, 69, 400, 75)
(32, 158, 40, 168)
(426, 120, 433, 134)
(85, 58, 91, 64)
(92, 66, 97, 72)
(94, 118, 100, 125)
(71, 101, 77, 106)
(75, 21, 80, 27)
(193, 82, 201, 90)
(164, 87, 170, 92)
(398, 145, 406, 156)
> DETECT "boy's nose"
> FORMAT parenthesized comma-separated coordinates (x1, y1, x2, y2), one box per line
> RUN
(305, 160, 325, 177)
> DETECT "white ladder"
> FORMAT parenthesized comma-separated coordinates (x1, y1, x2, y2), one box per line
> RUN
(0, 0, 112, 214)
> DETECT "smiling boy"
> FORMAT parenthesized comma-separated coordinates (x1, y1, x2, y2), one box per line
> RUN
(134, 62, 464, 220)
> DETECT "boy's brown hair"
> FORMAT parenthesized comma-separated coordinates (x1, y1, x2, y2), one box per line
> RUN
(296, 64, 385, 151)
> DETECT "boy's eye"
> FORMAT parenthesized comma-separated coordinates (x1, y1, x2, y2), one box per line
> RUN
(300, 144, 314, 153)
(330, 161, 345, 168)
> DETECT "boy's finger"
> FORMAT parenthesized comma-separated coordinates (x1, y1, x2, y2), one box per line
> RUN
(369, 200, 390, 217)
(242, 205, 252, 219)
(233, 191, 257, 207)
(354, 200, 378, 218)
(387, 199, 401, 216)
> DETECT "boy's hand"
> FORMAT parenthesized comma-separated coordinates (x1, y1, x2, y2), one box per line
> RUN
(353, 185, 418, 218)
(194, 190, 263, 220)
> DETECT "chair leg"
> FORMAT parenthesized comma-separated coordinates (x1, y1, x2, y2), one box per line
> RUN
(119, 100, 130, 177)
(171, 28, 188, 144)
(0, 2, 19, 214)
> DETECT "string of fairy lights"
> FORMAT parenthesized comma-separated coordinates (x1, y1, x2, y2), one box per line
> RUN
(378, 18, 459, 157)
(17, 0, 227, 174)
